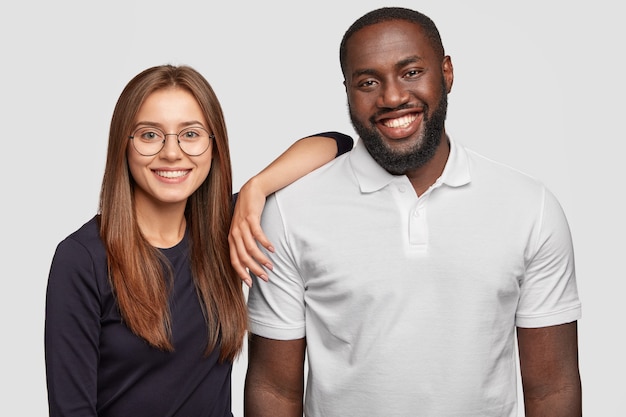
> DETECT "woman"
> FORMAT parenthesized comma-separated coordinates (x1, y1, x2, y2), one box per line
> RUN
(44, 64, 351, 417)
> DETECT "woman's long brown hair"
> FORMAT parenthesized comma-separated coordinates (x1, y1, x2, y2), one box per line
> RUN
(99, 65, 246, 362)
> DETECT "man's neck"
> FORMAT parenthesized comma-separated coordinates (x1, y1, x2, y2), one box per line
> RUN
(405, 135, 450, 197)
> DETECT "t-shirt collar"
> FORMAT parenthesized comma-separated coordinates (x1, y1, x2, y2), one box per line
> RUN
(349, 136, 471, 193)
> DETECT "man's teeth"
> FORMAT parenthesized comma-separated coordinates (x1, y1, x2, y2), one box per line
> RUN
(384, 114, 417, 128)
(155, 170, 189, 178)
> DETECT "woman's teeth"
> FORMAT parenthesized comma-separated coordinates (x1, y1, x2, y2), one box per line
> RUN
(155, 170, 189, 178)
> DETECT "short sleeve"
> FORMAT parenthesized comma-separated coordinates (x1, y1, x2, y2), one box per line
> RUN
(516, 188, 581, 328)
(246, 195, 307, 340)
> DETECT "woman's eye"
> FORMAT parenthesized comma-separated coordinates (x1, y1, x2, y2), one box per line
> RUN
(142, 131, 161, 140)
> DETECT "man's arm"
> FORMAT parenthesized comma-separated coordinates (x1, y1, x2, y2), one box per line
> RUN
(517, 321, 582, 417)
(244, 334, 306, 417)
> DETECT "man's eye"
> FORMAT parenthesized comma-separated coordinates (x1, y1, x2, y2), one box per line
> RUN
(405, 69, 422, 78)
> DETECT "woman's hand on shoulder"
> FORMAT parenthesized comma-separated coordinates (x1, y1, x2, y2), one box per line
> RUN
(229, 178, 274, 287)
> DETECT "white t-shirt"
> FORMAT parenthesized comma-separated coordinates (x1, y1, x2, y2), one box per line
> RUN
(247, 138, 581, 417)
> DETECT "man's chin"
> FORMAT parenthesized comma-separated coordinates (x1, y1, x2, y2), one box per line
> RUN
(381, 135, 424, 154)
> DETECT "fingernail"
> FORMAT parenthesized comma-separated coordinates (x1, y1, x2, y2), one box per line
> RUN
(260, 274, 269, 281)
(264, 263, 273, 270)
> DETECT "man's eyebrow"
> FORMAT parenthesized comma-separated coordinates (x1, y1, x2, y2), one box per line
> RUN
(351, 68, 378, 78)
(396, 55, 424, 69)
(351, 55, 425, 79)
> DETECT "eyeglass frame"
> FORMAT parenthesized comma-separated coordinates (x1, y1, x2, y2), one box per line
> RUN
(128, 125, 215, 157)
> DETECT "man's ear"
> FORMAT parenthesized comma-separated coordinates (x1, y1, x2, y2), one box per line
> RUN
(442, 55, 454, 93)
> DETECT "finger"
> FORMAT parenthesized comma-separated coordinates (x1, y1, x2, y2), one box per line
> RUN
(228, 237, 253, 287)
(247, 219, 275, 253)
(243, 235, 273, 272)
(240, 220, 274, 270)
(230, 227, 269, 281)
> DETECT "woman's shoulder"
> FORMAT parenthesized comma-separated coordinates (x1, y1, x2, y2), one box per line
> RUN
(48, 215, 109, 294)
(55, 215, 105, 259)
(65, 214, 101, 239)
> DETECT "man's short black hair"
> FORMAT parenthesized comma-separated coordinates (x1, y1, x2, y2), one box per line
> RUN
(339, 7, 445, 76)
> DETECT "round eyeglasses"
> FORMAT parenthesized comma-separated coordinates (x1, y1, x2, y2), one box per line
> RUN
(129, 126, 214, 156)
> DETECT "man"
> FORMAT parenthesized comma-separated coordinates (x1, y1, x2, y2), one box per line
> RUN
(242, 7, 582, 417)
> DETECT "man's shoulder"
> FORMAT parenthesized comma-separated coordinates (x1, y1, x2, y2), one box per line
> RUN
(278, 151, 354, 194)
(462, 145, 545, 188)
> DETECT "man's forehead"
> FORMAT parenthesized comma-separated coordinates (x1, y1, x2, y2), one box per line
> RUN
(345, 21, 432, 68)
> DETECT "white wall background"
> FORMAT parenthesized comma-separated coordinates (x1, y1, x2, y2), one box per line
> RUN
(1, 0, 622, 415)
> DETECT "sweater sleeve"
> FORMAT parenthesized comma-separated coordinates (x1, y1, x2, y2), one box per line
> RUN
(305, 131, 354, 157)
(231, 132, 354, 207)
(45, 236, 101, 417)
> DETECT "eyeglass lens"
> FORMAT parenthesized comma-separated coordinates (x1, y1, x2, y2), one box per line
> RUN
(130, 126, 212, 156)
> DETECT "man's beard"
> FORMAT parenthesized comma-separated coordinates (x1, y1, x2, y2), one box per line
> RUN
(350, 83, 448, 175)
